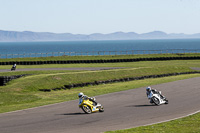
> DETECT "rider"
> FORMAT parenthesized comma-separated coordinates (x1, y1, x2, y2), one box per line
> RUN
(13, 63, 16, 69)
(146, 86, 165, 100)
(78, 92, 97, 106)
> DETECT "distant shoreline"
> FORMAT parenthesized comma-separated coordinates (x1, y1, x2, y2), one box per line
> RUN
(1, 38, 200, 43)
(1, 30, 200, 42)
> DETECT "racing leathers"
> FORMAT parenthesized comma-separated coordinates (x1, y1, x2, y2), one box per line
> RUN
(79, 95, 97, 106)
(146, 89, 165, 103)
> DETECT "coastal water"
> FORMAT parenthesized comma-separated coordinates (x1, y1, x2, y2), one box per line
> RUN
(0, 39, 200, 58)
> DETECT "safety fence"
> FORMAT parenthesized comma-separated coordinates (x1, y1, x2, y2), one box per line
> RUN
(0, 49, 200, 59)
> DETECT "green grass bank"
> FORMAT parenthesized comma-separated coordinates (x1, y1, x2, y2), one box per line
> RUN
(106, 112, 200, 133)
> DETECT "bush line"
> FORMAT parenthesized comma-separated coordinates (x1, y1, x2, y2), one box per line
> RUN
(0, 56, 200, 65)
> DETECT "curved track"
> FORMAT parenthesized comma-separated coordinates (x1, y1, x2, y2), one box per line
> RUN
(0, 77, 200, 133)
(0, 67, 125, 72)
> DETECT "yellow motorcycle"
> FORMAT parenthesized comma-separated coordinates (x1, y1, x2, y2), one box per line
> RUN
(79, 98, 104, 114)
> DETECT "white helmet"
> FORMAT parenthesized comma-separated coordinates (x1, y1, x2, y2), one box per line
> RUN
(78, 92, 84, 98)
(146, 86, 151, 91)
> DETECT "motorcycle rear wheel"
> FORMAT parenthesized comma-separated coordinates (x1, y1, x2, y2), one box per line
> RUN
(82, 105, 92, 114)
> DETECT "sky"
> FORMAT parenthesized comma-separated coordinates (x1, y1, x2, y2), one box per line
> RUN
(0, 0, 200, 34)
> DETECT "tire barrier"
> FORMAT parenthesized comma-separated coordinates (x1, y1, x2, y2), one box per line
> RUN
(0, 75, 29, 86)
(0, 56, 200, 65)
(39, 71, 200, 92)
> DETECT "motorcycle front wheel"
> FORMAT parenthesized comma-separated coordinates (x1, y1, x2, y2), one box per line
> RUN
(152, 97, 160, 106)
(99, 106, 104, 112)
(82, 105, 92, 114)
(165, 99, 169, 104)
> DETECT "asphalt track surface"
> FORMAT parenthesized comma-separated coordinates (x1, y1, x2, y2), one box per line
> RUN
(0, 67, 125, 72)
(0, 77, 200, 133)
(1, 67, 197, 72)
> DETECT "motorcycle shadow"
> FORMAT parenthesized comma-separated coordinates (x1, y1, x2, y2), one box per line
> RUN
(126, 104, 155, 107)
(59, 112, 86, 115)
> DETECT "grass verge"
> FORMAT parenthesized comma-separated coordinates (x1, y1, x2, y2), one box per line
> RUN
(1, 66, 194, 91)
(105, 112, 200, 133)
(0, 60, 200, 76)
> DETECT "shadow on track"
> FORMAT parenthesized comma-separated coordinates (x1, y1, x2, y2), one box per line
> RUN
(58, 112, 86, 115)
(126, 104, 154, 108)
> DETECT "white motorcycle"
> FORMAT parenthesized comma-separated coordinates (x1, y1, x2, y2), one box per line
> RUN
(148, 91, 168, 106)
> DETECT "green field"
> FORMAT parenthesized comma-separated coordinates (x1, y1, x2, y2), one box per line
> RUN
(0, 54, 200, 132)
(106, 111, 200, 133)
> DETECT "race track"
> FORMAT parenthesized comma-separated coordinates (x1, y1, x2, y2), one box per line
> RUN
(0, 67, 125, 72)
(0, 77, 200, 133)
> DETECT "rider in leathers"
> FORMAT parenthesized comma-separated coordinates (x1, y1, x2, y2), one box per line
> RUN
(146, 86, 165, 103)
(78, 92, 97, 106)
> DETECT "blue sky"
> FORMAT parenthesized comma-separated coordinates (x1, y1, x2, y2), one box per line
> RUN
(0, 0, 200, 34)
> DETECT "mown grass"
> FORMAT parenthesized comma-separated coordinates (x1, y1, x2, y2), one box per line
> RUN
(0, 70, 81, 76)
(0, 60, 200, 76)
(0, 66, 195, 92)
(106, 112, 200, 133)
(0, 53, 200, 62)
(0, 74, 200, 113)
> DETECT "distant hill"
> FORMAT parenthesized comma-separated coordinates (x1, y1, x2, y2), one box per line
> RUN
(0, 30, 200, 42)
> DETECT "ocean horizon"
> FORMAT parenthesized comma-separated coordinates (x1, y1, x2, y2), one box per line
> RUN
(0, 39, 200, 58)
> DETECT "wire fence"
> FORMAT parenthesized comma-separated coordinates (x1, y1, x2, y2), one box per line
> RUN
(0, 49, 200, 59)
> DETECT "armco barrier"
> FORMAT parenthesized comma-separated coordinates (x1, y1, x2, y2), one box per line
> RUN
(0, 56, 200, 65)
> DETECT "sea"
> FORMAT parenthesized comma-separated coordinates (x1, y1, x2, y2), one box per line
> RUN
(0, 39, 200, 58)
